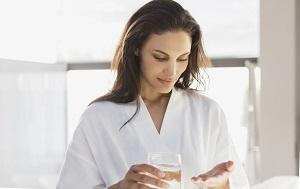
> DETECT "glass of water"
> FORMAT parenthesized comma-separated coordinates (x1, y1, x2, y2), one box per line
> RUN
(147, 152, 182, 189)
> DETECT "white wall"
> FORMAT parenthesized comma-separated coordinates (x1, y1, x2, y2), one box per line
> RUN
(0, 59, 67, 188)
(259, 0, 299, 180)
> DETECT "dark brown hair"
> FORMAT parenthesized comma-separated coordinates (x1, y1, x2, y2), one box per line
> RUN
(90, 0, 210, 128)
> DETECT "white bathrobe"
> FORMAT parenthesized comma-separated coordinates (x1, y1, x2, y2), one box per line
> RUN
(56, 88, 249, 189)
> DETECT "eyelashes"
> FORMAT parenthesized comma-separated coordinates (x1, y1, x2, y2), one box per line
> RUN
(153, 56, 188, 62)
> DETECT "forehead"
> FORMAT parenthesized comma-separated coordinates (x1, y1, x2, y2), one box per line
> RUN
(142, 31, 192, 54)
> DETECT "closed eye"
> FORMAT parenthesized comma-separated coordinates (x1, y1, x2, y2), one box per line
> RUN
(154, 56, 168, 62)
(154, 57, 188, 62)
(177, 59, 188, 62)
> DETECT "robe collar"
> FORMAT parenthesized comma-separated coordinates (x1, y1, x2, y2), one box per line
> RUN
(123, 87, 181, 152)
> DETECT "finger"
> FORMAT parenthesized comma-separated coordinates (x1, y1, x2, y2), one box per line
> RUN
(127, 172, 169, 188)
(191, 171, 230, 186)
(134, 182, 160, 189)
(192, 171, 217, 181)
(123, 178, 159, 189)
(225, 161, 234, 171)
(191, 174, 209, 182)
(195, 170, 230, 181)
(163, 170, 181, 182)
(216, 161, 234, 172)
(130, 164, 165, 178)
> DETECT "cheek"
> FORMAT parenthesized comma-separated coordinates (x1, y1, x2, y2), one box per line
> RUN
(140, 58, 151, 72)
(140, 59, 161, 76)
(140, 55, 155, 67)
(177, 63, 188, 74)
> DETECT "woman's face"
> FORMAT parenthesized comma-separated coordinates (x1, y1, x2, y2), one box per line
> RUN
(139, 30, 191, 94)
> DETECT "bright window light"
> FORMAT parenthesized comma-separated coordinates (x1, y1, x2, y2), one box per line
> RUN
(0, 0, 258, 63)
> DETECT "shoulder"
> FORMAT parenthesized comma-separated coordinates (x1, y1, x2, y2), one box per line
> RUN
(84, 100, 123, 117)
(78, 100, 135, 131)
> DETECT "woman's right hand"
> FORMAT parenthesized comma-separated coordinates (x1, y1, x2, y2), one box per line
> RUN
(110, 164, 170, 189)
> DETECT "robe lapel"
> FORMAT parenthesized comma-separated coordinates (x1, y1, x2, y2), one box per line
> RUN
(158, 87, 182, 153)
(130, 96, 170, 153)
(122, 88, 181, 153)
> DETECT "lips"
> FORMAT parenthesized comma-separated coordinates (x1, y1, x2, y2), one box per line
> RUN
(157, 78, 174, 85)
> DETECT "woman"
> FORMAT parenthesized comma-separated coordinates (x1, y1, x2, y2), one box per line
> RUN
(56, 0, 249, 189)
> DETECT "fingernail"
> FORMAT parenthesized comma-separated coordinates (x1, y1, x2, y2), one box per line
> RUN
(226, 161, 234, 169)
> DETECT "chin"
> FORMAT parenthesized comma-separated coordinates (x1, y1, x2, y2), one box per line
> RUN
(156, 86, 174, 94)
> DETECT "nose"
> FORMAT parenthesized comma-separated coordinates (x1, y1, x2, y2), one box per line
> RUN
(163, 61, 176, 78)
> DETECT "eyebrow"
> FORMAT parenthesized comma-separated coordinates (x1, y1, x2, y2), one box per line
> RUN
(152, 49, 190, 56)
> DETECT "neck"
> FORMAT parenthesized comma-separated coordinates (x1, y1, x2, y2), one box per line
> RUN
(141, 90, 171, 104)
(140, 87, 172, 106)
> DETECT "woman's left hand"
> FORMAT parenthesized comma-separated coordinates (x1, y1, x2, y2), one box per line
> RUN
(191, 160, 234, 188)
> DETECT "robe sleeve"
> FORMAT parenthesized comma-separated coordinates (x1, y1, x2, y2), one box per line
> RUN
(212, 107, 250, 189)
(56, 115, 107, 189)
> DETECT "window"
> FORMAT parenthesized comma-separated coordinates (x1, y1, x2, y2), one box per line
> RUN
(203, 67, 249, 163)
(0, 62, 66, 188)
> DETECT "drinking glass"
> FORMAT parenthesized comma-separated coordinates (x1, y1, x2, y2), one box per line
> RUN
(147, 152, 182, 189)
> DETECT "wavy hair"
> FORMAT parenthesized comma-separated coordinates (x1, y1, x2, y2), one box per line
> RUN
(90, 0, 210, 129)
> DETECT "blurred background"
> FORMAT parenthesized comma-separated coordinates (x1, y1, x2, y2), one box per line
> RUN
(0, 0, 299, 188)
